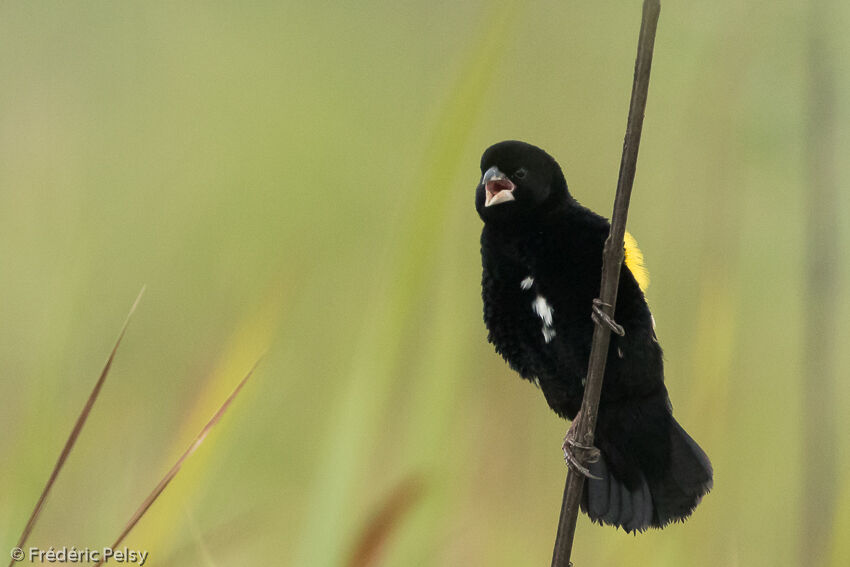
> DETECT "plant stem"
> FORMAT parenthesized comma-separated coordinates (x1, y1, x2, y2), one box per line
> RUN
(8, 288, 145, 567)
(802, 0, 838, 561)
(550, 2, 660, 565)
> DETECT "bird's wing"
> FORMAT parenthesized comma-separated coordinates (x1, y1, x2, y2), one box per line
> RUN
(624, 232, 650, 292)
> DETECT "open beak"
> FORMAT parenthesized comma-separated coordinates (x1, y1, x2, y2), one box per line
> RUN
(482, 166, 516, 207)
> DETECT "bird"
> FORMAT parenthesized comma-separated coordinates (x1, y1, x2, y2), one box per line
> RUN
(475, 140, 712, 533)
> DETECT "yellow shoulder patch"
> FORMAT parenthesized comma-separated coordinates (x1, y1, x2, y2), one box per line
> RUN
(624, 231, 650, 292)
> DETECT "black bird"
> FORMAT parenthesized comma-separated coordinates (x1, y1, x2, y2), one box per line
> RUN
(476, 140, 712, 532)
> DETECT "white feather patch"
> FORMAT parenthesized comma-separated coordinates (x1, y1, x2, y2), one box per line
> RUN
(520, 276, 534, 290)
(532, 295, 553, 326)
(532, 295, 556, 343)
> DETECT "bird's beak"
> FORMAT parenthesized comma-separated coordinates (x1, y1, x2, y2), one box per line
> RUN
(482, 166, 516, 207)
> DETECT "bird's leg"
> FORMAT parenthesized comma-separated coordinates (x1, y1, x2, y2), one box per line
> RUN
(562, 409, 602, 479)
(591, 298, 625, 336)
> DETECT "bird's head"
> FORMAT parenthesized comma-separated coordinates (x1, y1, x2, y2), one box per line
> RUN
(475, 140, 571, 225)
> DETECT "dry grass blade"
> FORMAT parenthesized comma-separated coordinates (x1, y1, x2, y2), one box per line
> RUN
(94, 357, 262, 566)
(345, 476, 425, 567)
(8, 287, 145, 567)
(551, 2, 661, 565)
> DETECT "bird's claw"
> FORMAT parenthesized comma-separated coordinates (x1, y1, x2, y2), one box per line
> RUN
(562, 430, 602, 480)
(592, 298, 625, 336)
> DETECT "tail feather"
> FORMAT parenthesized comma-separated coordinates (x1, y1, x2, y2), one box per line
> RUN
(582, 459, 655, 533)
(649, 419, 713, 525)
(581, 417, 712, 532)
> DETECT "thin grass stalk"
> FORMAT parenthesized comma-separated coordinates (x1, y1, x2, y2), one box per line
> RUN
(345, 476, 425, 567)
(550, 2, 660, 565)
(292, 5, 517, 564)
(8, 287, 145, 567)
(802, 0, 838, 561)
(94, 357, 261, 566)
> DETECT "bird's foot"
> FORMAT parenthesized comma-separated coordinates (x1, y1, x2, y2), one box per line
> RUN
(562, 412, 602, 479)
(591, 298, 625, 336)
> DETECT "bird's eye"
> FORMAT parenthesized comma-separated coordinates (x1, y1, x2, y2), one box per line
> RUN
(514, 168, 528, 179)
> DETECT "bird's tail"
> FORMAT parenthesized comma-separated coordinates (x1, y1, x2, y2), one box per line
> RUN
(581, 414, 712, 532)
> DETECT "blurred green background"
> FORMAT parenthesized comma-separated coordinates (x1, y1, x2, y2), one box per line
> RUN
(2, 1, 849, 566)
